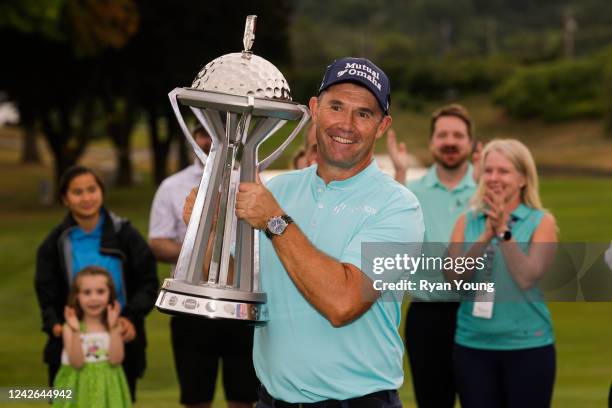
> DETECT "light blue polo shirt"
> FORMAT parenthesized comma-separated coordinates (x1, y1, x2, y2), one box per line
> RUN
(254, 161, 424, 402)
(406, 164, 476, 301)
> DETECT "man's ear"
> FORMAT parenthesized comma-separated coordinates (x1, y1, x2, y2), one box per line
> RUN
(308, 96, 319, 123)
(375, 115, 393, 140)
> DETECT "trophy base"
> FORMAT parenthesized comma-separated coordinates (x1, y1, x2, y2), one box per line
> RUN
(156, 280, 268, 324)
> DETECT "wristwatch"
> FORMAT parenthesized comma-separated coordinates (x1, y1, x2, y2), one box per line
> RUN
(264, 214, 293, 239)
(498, 229, 512, 241)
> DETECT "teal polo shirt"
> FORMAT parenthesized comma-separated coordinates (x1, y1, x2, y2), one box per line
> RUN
(254, 161, 424, 402)
(406, 164, 476, 301)
(456, 204, 554, 350)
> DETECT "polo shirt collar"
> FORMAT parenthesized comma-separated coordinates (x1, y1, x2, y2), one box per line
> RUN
(313, 159, 379, 190)
(425, 163, 475, 191)
(71, 212, 104, 239)
(511, 203, 530, 220)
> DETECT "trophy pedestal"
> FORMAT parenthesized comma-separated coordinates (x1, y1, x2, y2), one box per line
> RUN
(156, 279, 268, 324)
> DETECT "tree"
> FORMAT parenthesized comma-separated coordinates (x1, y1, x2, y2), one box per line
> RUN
(0, 0, 139, 187)
(125, 0, 293, 184)
(67, 0, 140, 186)
(0, 0, 65, 165)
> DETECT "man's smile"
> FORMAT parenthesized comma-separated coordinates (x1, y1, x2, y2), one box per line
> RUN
(330, 135, 356, 145)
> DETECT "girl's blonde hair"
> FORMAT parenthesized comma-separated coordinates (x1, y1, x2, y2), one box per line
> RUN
(471, 139, 543, 211)
(67, 266, 118, 328)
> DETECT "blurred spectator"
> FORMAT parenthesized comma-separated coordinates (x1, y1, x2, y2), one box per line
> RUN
(386, 104, 479, 407)
(52, 266, 132, 408)
(292, 147, 307, 169)
(303, 121, 318, 167)
(291, 122, 318, 170)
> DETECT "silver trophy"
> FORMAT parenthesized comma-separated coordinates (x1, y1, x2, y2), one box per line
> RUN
(155, 15, 310, 323)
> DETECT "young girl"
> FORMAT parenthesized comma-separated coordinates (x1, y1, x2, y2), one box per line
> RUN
(53, 266, 132, 407)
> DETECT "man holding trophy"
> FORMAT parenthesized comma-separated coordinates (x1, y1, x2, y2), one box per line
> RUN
(181, 57, 423, 405)
(164, 16, 423, 407)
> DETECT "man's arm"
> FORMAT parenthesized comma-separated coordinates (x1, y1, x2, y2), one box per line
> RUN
(270, 223, 378, 327)
(149, 238, 182, 264)
(234, 181, 378, 326)
(148, 181, 181, 264)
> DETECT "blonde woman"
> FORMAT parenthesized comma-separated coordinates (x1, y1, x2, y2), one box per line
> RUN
(447, 139, 557, 408)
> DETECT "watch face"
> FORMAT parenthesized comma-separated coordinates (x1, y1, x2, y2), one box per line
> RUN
(268, 217, 288, 235)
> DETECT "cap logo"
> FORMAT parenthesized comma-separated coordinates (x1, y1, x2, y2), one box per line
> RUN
(320, 58, 390, 113)
(343, 62, 382, 91)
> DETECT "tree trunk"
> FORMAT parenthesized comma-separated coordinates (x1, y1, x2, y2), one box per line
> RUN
(21, 120, 41, 164)
(41, 104, 90, 198)
(485, 18, 497, 56)
(43, 112, 87, 196)
(563, 8, 577, 59)
(105, 99, 136, 187)
(115, 144, 133, 186)
(439, 20, 452, 56)
(147, 106, 171, 185)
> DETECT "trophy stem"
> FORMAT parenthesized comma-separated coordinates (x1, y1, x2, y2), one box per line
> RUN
(208, 146, 233, 284)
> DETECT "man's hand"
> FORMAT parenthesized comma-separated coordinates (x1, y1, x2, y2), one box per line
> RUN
(183, 187, 198, 225)
(52, 323, 63, 337)
(118, 317, 136, 342)
(386, 128, 410, 184)
(235, 178, 283, 229)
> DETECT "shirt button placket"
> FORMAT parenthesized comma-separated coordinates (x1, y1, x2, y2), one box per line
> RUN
(311, 186, 325, 230)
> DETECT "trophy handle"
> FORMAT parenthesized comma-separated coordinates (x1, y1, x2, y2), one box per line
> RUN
(257, 104, 310, 171)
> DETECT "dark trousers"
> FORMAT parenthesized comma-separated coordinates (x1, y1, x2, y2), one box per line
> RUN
(404, 301, 459, 408)
(454, 344, 556, 408)
(170, 315, 258, 404)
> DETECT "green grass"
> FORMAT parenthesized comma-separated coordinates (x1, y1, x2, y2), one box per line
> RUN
(1, 161, 611, 407)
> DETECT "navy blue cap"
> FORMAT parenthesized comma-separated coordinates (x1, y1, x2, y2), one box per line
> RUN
(318, 57, 391, 114)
